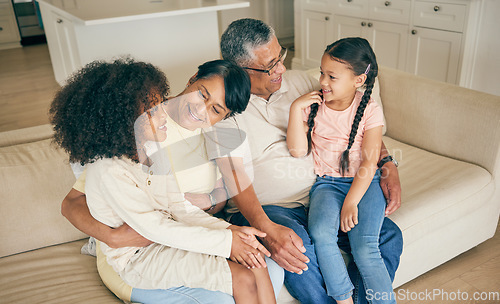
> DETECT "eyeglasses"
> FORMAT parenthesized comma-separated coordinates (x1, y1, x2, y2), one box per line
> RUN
(243, 47, 287, 76)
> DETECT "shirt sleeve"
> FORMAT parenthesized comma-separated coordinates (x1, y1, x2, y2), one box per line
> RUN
(72, 169, 86, 193)
(364, 99, 385, 131)
(86, 162, 232, 258)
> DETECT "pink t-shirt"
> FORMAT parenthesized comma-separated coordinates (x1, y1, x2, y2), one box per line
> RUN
(303, 90, 384, 177)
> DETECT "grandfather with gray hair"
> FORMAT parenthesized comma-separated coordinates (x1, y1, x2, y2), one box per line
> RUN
(209, 18, 404, 304)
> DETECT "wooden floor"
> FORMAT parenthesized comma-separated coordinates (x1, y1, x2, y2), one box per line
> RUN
(0, 43, 60, 132)
(1, 43, 499, 302)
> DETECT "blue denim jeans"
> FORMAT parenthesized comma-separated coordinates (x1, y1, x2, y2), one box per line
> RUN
(131, 286, 234, 304)
(230, 192, 402, 304)
(308, 173, 396, 303)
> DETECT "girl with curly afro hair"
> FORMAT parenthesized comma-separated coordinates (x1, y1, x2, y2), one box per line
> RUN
(52, 58, 276, 304)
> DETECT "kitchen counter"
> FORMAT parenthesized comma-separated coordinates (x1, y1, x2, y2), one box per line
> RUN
(38, 0, 249, 93)
(38, 0, 249, 25)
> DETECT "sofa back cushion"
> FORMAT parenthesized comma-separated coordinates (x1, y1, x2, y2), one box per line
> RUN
(378, 66, 500, 177)
(0, 125, 86, 258)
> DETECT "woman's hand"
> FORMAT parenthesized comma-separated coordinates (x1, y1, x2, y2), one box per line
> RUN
(291, 91, 323, 111)
(340, 202, 358, 233)
(228, 225, 270, 269)
(184, 193, 211, 210)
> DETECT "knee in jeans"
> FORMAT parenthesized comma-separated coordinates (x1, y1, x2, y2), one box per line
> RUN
(351, 241, 380, 263)
(309, 224, 337, 245)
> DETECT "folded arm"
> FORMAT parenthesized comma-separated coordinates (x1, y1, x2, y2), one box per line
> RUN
(184, 178, 227, 214)
(61, 188, 152, 248)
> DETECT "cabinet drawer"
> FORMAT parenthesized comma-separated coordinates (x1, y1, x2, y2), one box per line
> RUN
(0, 16, 20, 43)
(333, 0, 369, 18)
(302, 0, 332, 12)
(413, 1, 466, 32)
(369, 0, 411, 24)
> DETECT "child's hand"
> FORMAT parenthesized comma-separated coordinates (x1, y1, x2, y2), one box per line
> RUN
(234, 226, 271, 256)
(340, 202, 359, 233)
(291, 91, 323, 111)
(229, 229, 268, 269)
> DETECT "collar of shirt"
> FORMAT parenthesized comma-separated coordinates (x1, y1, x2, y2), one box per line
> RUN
(250, 73, 290, 105)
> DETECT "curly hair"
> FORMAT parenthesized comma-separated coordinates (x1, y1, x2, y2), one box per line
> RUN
(49, 58, 169, 165)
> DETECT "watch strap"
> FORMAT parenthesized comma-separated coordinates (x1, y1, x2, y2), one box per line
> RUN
(378, 155, 394, 168)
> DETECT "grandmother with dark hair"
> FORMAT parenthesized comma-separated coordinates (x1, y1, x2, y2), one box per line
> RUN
(55, 58, 278, 304)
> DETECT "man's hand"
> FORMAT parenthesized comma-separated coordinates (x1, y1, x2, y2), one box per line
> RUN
(261, 222, 309, 274)
(380, 162, 402, 216)
(108, 223, 153, 248)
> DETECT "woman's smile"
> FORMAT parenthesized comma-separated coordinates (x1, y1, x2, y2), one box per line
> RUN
(187, 104, 206, 123)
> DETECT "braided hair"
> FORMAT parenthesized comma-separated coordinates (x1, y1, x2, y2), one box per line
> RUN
(306, 37, 378, 176)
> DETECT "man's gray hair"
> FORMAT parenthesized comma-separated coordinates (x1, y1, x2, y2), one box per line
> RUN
(220, 18, 275, 66)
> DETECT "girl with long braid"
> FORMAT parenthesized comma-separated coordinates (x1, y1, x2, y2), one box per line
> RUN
(287, 37, 395, 304)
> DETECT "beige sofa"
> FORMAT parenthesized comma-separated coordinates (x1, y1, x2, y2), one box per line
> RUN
(1, 67, 499, 303)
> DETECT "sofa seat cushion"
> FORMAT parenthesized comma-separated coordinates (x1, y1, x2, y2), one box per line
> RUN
(0, 239, 121, 304)
(385, 136, 492, 241)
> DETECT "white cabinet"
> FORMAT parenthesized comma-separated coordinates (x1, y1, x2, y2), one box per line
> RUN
(0, 0, 21, 50)
(408, 0, 467, 83)
(366, 20, 409, 70)
(407, 27, 462, 83)
(302, 10, 334, 67)
(333, 0, 411, 70)
(333, 15, 409, 70)
(294, 0, 472, 85)
(38, 0, 248, 94)
(42, 11, 80, 84)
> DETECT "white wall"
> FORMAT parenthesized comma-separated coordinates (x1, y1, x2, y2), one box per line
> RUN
(469, 0, 500, 96)
(218, 0, 268, 37)
(217, 0, 294, 44)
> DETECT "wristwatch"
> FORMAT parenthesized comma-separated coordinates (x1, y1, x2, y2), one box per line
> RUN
(378, 155, 399, 168)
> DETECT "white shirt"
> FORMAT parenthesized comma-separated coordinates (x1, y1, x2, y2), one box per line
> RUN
(207, 70, 321, 213)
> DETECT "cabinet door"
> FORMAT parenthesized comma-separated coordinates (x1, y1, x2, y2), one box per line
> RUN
(0, 15, 20, 43)
(333, 15, 364, 41)
(45, 12, 81, 84)
(407, 27, 462, 84)
(302, 10, 334, 68)
(365, 21, 408, 70)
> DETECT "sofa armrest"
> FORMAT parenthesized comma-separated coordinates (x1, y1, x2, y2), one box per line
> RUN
(378, 66, 500, 178)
